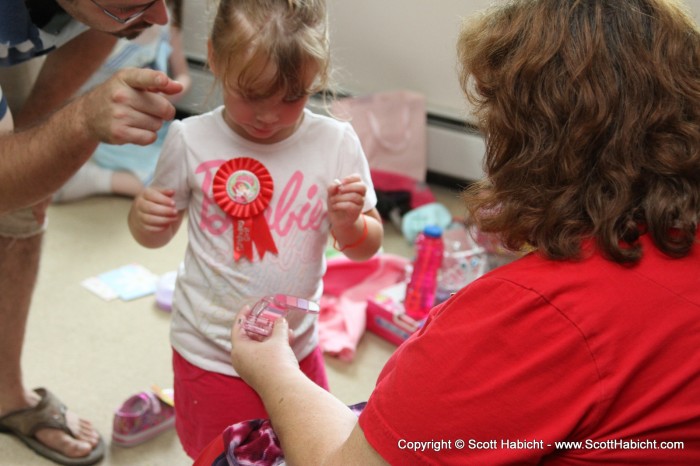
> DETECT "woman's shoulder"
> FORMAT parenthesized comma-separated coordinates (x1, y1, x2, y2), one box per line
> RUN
(432, 251, 594, 327)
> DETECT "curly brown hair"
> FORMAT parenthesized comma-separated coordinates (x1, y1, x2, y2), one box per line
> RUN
(458, 0, 700, 263)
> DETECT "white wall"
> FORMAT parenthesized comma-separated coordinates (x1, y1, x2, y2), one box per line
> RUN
(326, 0, 700, 121)
(178, 0, 700, 181)
(326, 0, 493, 121)
(178, 0, 493, 120)
(181, 0, 700, 119)
(181, 0, 214, 62)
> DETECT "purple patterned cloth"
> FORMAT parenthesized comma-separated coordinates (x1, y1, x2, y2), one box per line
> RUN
(207, 402, 367, 466)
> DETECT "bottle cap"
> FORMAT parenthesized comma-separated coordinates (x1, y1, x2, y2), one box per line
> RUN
(423, 225, 443, 238)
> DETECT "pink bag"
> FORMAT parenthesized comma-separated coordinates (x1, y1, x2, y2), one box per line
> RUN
(331, 90, 428, 182)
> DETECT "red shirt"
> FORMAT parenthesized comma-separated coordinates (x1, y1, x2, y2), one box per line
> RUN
(360, 233, 700, 465)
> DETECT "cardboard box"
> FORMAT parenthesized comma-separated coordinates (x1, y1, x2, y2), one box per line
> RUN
(365, 282, 423, 346)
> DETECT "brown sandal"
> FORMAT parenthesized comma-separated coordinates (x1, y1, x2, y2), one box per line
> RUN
(0, 388, 105, 465)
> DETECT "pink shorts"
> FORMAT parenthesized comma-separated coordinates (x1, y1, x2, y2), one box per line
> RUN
(172, 347, 329, 459)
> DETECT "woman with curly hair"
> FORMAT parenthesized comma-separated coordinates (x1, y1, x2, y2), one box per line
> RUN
(214, 1, 700, 464)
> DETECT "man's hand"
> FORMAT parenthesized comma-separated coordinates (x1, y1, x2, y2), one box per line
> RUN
(79, 68, 184, 146)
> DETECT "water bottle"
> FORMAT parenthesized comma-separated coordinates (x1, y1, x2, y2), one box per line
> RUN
(434, 223, 487, 304)
(404, 225, 444, 320)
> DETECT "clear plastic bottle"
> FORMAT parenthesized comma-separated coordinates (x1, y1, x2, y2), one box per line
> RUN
(404, 225, 444, 320)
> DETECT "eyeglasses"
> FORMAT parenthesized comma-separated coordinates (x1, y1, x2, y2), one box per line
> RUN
(90, 0, 159, 24)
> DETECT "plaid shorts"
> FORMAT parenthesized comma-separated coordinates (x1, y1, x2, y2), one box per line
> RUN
(0, 205, 47, 238)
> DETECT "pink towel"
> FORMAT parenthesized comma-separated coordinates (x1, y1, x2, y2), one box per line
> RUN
(319, 254, 409, 361)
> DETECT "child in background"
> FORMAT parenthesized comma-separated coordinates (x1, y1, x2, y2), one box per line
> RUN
(127, 0, 383, 458)
(53, 0, 191, 203)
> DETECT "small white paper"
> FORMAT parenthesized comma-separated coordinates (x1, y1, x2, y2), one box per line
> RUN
(82, 264, 158, 301)
(81, 277, 119, 301)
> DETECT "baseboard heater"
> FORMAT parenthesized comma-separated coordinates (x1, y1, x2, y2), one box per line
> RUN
(425, 115, 484, 187)
(176, 59, 485, 189)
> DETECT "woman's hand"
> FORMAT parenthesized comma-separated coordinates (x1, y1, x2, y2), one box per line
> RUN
(230, 309, 299, 393)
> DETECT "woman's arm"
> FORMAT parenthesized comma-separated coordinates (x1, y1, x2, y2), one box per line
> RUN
(231, 317, 388, 465)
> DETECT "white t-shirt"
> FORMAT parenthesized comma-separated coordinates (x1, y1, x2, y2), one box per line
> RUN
(152, 107, 377, 376)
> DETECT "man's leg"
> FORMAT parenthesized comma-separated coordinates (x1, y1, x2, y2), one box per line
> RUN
(0, 205, 100, 458)
(0, 234, 39, 412)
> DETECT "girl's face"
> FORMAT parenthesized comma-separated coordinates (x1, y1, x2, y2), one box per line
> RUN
(208, 40, 317, 145)
(220, 88, 309, 144)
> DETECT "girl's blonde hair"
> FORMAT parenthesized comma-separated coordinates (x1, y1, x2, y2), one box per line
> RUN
(209, 0, 330, 100)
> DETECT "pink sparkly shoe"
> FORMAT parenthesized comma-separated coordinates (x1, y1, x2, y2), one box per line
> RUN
(112, 389, 175, 447)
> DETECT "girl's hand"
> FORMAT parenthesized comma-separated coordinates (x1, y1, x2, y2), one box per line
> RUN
(131, 187, 179, 232)
(327, 174, 366, 229)
(231, 309, 299, 392)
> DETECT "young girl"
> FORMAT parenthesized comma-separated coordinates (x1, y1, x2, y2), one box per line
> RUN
(127, 0, 383, 458)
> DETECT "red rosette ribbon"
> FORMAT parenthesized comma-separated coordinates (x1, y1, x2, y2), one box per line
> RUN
(212, 157, 278, 262)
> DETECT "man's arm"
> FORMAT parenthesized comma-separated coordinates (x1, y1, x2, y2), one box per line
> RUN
(0, 66, 183, 213)
(13, 29, 117, 128)
(0, 103, 101, 212)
